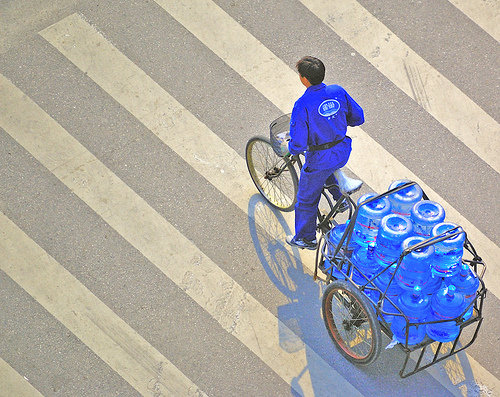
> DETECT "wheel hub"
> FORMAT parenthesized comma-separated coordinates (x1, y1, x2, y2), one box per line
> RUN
(264, 167, 282, 179)
(342, 319, 354, 332)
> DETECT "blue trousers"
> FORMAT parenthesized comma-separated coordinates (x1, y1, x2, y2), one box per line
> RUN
(294, 167, 342, 241)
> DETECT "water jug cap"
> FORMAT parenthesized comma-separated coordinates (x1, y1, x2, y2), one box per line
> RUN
(411, 201, 445, 224)
(367, 242, 375, 258)
(454, 264, 479, 291)
(381, 214, 413, 235)
(388, 180, 423, 202)
(411, 285, 422, 299)
(358, 193, 391, 213)
(402, 236, 434, 258)
(432, 284, 465, 316)
(358, 193, 375, 206)
(459, 263, 469, 277)
(400, 285, 430, 314)
(432, 222, 465, 246)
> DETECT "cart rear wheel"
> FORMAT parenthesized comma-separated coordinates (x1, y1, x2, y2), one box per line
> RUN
(322, 280, 381, 365)
(245, 136, 298, 211)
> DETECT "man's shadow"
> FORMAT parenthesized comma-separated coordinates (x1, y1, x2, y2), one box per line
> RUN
(247, 194, 487, 396)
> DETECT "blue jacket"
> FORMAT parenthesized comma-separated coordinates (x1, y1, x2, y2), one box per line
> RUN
(288, 83, 364, 170)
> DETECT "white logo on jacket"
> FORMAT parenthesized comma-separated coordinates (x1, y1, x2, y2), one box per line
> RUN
(318, 99, 341, 117)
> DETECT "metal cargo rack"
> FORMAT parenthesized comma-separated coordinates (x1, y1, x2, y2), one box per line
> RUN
(315, 181, 487, 378)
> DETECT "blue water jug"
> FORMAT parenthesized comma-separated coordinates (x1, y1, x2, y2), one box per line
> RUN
(431, 222, 465, 278)
(327, 222, 359, 258)
(351, 244, 381, 301)
(353, 193, 391, 247)
(411, 200, 445, 237)
(422, 274, 444, 296)
(396, 236, 433, 291)
(324, 223, 359, 278)
(351, 244, 379, 282)
(373, 265, 403, 323)
(388, 180, 423, 217)
(323, 259, 349, 280)
(374, 214, 413, 268)
(446, 263, 479, 320)
(426, 285, 466, 342)
(391, 286, 431, 345)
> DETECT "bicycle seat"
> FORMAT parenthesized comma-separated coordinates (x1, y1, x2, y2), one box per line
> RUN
(334, 168, 363, 195)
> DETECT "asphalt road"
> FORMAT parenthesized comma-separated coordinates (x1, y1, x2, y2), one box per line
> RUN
(0, 0, 499, 396)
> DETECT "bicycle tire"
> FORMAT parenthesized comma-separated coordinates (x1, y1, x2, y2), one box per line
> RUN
(245, 136, 298, 212)
(322, 280, 382, 365)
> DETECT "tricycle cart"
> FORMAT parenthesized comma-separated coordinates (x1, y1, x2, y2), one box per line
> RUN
(245, 114, 488, 378)
(315, 184, 487, 378)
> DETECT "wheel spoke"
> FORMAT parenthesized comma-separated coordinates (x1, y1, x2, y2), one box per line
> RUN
(247, 138, 296, 210)
(326, 287, 376, 360)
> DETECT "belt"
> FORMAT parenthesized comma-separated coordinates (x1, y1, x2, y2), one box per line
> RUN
(307, 136, 346, 152)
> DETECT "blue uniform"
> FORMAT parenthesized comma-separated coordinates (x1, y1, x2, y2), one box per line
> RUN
(289, 83, 364, 241)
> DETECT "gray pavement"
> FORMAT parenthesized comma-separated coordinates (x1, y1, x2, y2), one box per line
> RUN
(0, 0, 498, 396)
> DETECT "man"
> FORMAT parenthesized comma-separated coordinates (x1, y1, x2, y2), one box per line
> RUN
(286, 56, 364, 250)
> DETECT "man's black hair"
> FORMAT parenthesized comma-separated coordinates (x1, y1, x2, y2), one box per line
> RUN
(296, 56, 325, 85)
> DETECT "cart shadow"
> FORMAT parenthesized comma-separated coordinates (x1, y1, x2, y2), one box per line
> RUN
(247, 194, 486, 397)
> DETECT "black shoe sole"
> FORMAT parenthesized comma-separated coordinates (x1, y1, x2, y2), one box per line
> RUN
(286, 239, 317, 250)
(344, 184, 362, 195)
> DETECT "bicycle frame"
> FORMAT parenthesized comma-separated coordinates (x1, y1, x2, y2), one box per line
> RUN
(271, 154, 354, 234)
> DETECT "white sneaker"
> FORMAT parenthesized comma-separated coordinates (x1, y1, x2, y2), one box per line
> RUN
(285, 235, 318, 250)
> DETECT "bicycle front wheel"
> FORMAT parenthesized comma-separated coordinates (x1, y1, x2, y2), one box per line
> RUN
(245, 136, 298, 212)
(322, 280, 381, 365)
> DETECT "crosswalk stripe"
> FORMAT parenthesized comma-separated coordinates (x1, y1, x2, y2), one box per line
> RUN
(38, 9, 499, 392)
(447, 0, 500, 42)
(0, 217, 206, 395)
(36, 9, 308, 299)
(150, 0, 500, 309)
(300, 0, 500, 174)
(0, 72, 363, 396)
(0, 357, 43, 397)
(36, 10, 311, 282)
(36, 8, 315, 330)
(38, 12, 260, 217)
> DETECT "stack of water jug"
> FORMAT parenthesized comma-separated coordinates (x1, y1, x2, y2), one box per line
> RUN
(326, 180, 480, 345)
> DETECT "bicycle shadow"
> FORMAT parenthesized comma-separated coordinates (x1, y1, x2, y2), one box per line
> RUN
(247, 193, 488, 396)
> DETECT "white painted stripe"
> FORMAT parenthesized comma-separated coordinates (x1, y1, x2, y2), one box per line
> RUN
(43, 5, 324, 328)
(448, 0, 500, 42)
(0, 72, 362, 396)
(36, 10, 310, 288)
(37, 11, 316, 357)
(300, 0, 500, 174)
(458, 354, 500, 396)
(37, 10, 498, 391)
(150, 0, 500, 308)
(0, 357, 43, 397)
(415, 342, 500, 397)
(0, 220, 205, 395)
